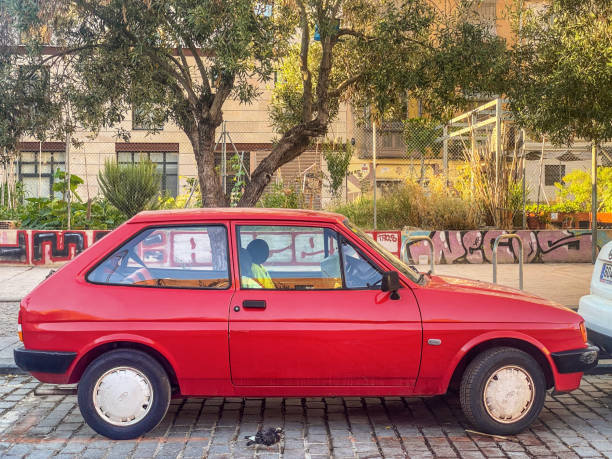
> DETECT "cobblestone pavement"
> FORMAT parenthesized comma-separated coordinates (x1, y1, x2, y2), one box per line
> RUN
(0, 374, 610, 458)
(0, 302, 19, 337)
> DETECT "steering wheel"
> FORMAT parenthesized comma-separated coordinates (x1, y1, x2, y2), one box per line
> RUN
(119, 248, 152, 284)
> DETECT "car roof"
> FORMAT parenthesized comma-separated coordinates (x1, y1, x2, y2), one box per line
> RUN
(128, 207, 347, 225)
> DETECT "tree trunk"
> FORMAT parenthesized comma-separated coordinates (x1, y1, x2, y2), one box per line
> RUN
(238, 122, 325, 207)
(189, 124, 228, 207)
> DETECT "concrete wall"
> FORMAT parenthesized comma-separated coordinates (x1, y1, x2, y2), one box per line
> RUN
(0, 228, 607, 266)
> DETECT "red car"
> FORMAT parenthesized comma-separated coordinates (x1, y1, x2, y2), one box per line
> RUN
(15, 208, 598, 440)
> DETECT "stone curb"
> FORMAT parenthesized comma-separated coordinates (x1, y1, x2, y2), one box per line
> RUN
(0, 365, 24, 375)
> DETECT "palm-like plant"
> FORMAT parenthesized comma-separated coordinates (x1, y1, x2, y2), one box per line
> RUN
(97, 159, 161, 217)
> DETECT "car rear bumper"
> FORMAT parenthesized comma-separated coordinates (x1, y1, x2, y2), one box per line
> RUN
(551, 345, 599, 374)
(587, 328, 612, 356)
(14, 347, 77, 374)
(578, 294, 612, 335)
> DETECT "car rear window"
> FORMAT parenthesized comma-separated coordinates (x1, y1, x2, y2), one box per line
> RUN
(87, 225, 230, 289)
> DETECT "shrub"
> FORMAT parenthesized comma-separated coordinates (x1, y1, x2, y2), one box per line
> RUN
(257, 182, 304, 209)
(97, 160, 161, 217)
(332, 175, 479, 230)
(554, 167, 612, 212)
(0, 169, 126, 230)
(17, 197, 125, 229)
(322, 140, 352, 200)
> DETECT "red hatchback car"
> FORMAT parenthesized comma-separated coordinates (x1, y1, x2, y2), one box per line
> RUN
(15, 208, 597, 439)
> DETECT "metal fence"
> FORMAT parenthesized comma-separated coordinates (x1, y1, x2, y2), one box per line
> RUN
(2, 99, 612, 254)
(350, 99, 612, 239)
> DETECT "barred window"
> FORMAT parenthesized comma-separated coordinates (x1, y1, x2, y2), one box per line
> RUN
(18, 150, 65, 198)
(544, 165, 566, 186)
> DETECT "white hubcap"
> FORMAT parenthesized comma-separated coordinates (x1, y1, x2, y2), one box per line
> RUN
(483, 365, 535, 423)
(93, 367, 153, 426)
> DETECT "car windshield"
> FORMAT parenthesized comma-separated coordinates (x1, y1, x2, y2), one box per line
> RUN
(343, 219, 422, 284)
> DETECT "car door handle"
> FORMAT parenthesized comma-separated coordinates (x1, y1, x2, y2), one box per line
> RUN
(243, 300, 266, 309)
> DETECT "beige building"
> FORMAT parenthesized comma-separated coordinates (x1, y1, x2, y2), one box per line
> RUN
(14, 0, 548, 208)
(16, 76, 350, 208)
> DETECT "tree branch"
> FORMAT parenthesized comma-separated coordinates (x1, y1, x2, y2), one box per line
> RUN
(297, 0, 313, 122)
(209, 75, 235, 124)
(74, 0, 199, 108)
(329, 73, 363, 98)
(336, 28, 372, 41)
(162, 12, 212, 96)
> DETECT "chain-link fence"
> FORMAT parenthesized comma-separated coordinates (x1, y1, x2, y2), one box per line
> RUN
(2, 100, 612, 237)
(349, 99, 612, 234)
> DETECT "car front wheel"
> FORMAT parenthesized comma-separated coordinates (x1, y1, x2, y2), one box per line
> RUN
(77, 349, 171, 440)
(460, 347, 547, 435)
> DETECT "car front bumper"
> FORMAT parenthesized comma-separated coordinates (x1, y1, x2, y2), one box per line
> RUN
(14, 347, 77, 374)
(551, 345, 599, 374)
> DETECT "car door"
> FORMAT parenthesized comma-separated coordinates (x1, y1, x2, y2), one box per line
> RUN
(228, 221, 422, 388)
(86, 223, 235, 394)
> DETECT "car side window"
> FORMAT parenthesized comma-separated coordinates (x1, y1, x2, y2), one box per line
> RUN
(236, 225, 342, 290)
(341, 238, 383, 289)
(87, 225, 230, 289)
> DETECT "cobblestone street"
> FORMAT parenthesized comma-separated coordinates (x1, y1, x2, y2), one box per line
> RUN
(0, 374, 609, 458)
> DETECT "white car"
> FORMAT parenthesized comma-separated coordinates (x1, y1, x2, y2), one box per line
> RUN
(578, 240, 612, 356)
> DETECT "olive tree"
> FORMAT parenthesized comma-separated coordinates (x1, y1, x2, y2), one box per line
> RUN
(12, 0, 507, 208)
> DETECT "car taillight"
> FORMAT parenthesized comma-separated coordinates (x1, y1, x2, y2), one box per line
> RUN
(580, 321, 588, 343)
(17, 308, 22, 342)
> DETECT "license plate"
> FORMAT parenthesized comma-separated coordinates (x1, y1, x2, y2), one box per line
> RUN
(600, 263, 612, 284)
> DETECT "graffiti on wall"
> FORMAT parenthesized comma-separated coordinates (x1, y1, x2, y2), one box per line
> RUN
(403, 230, 600, 264)
(0, 231, 28, 264)
(0, 228, 606, 265)
(0, 230, 111, 265)
(366, 231, 402, 258)
(32, 231, 87, 264)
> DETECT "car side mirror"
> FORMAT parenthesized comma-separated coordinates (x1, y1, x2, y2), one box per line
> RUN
(381, 271, 400, 300)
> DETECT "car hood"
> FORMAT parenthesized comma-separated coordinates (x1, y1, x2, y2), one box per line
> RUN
(414, 274, 582, 324)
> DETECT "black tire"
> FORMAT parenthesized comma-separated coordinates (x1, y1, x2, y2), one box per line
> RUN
(77, 349, 171, 440)
(460, 347, 546, 436)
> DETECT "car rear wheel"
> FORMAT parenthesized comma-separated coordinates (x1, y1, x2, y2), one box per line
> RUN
(460, 347, 546, 435)
(77, 349, 171, 440)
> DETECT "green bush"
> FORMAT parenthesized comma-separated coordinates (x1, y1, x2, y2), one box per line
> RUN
(98, 159, 161, 217)
(257, 182, 305, 209)
(332, 176, 479, 230)
(554, 167, 612, 212)
(0, 168, 126, 229)
(16, 197, 125, 229)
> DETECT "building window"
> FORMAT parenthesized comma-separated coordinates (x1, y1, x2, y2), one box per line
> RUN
(117, 151, 178, 196)
(544, 164, 566, 186)
(18, 150, 66, 198)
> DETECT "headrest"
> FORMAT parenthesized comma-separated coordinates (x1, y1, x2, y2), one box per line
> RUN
(239, 248, 254, 277)
(247, 238, 270, 264)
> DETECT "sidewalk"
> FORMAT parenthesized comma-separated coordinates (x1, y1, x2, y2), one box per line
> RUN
(0, 266, 54, 302)
(431, 263, 594, 309)
(0, 263, 595, 306)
